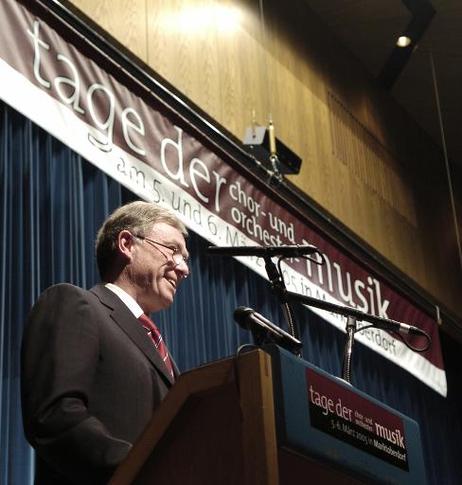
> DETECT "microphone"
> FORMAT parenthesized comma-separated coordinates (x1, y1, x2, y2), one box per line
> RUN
(234, 306, 302, 354)
(208, 244, 319, 258)
(371, 319, 427, 337)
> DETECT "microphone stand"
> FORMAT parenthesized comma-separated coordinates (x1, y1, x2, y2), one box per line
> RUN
(263, 257, 301, 357)
(272, 289, 431, 385)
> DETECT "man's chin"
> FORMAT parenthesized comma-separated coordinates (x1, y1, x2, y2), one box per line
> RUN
(140, 294, 172, 314)
(158, 292, 174, 309)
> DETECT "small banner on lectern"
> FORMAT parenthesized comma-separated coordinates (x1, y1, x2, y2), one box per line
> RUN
(307, 368, 408, 470)
(0, 0, 446, 395)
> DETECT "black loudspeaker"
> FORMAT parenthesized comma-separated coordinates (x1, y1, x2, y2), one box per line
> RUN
(242, 126, 302, 175)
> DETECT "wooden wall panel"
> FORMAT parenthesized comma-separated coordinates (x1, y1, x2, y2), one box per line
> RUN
(73, 0, 148, 61)
(70, 0, 462, 317)
(143, 0, 270, 141)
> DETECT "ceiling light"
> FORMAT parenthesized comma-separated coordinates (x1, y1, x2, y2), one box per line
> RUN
(396, 36, 411, 48)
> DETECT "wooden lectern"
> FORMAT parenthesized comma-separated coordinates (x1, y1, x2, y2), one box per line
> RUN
(110, 349, 364, 484)
(110, 347, 425, 484)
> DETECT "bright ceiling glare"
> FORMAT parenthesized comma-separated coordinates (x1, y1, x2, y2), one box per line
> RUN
(396, 36, 411, 47)
(164, 5, 242, 34)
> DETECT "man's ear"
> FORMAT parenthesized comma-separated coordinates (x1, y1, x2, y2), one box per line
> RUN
(117, 230, 135, 263)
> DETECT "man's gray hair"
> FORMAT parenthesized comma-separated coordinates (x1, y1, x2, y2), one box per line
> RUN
(96, 201, 187, 279)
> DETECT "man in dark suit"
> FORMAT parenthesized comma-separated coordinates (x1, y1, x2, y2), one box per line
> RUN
(21, 201, 190, 484)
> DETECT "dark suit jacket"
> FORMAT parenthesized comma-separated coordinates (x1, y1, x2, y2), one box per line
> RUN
(21, 283, 177, 484)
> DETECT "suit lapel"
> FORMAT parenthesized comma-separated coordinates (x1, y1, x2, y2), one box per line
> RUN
(90, 285, 175, 386)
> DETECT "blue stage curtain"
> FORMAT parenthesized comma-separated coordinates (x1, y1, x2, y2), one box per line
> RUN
(1, 99, 461, 484)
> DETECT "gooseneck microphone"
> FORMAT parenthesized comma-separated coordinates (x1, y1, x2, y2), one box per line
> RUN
(367, 319, 427, 337)
(233, 306, 302, 354)
(207, 245, 319, 258)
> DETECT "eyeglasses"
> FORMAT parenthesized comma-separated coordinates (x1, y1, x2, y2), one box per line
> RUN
(134, 234, 189, 270)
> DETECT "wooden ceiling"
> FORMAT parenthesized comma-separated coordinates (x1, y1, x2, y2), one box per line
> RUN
(304, 0, 462, 172)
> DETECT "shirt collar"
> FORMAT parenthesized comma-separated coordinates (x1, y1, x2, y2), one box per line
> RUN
(105, 283, 144, 319)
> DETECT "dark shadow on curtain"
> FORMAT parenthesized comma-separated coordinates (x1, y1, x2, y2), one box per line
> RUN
(1, 100, 462, 484)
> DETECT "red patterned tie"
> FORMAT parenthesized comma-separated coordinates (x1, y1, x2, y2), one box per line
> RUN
(138, 314, 175, 380)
